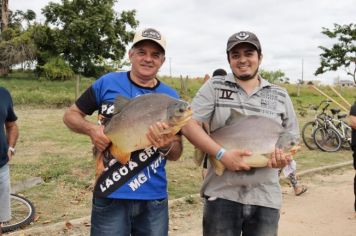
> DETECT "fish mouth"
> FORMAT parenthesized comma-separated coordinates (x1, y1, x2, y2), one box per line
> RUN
(169, 108, 193, 129)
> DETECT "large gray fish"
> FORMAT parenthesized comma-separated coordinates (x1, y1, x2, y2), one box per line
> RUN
(208, 109, 299, 176)
(104, 93, 192, 165)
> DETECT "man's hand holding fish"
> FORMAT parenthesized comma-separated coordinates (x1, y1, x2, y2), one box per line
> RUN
(267, 148, 292, 169)
(89, 124, 111, 152)
(218, 149, 252, 172)
(147, 121, 182, 161)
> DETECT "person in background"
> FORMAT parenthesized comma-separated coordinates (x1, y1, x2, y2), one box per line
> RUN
(349, 101, 356, 218)
(0, 87, 19, 228)
(63, 28, 183, 236)
(182, 31, 298, 236)
(279, 165, 307, 196)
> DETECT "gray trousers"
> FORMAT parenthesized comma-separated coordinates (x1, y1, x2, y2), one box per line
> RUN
(0, 164, 11, 222)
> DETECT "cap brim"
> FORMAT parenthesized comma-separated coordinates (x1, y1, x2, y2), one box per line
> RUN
(227, 41, 260, 52)
(133, 39, 166, 52)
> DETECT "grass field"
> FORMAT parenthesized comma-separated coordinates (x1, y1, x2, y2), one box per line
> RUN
(1, 74, 355, 226)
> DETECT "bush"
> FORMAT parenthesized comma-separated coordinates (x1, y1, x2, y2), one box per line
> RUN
(40, 57, 74, 81)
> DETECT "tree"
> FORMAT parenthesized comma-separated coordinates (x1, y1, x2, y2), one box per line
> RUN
(39, 0, 139, 77)
(259, 69, 285, 83)
(10, 9, 36, 29)
(0, 2, 37, 74)
(315, 23, 356, 84)
(0, 29, 36, 69)
(1, 0, 9, 33)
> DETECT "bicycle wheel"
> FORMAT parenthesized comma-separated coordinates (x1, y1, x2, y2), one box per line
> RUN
(313, 127, 342, 152)
(1, 194, 35, 233)
(301, 121, 319, 150)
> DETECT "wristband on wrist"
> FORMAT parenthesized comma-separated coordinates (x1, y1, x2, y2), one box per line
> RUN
(8, 146, 16, 155)
(215, 148, 226, 160)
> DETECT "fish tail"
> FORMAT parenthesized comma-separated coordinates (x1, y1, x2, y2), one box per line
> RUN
(208, 155, 226, 176)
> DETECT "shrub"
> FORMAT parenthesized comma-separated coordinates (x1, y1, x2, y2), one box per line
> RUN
(40, 57, 74, 81)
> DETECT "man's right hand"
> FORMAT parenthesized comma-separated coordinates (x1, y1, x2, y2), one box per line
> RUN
(89, 125, 111, 152)
(220, 149, 252, 171)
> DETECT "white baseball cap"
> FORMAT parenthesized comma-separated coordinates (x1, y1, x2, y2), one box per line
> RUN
(132, 28, 166, 52)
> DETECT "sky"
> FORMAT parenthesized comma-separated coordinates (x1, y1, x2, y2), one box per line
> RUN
(9, 0, 356, 84)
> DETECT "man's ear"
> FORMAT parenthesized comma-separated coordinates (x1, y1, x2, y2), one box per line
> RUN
(128, 49, 134, 62)
(226, 53, 230, 64)
(258, 53, 263, 65)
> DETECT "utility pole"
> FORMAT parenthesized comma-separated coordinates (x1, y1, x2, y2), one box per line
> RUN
(297, 57, 304, 97)
(301, 57, 304, 83)
(169, 57, 172, 78)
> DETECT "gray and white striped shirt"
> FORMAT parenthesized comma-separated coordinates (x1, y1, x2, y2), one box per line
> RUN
(192, 73, 299, 209)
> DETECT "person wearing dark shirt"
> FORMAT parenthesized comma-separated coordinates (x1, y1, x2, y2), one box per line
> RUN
(0, 87, 19, 228)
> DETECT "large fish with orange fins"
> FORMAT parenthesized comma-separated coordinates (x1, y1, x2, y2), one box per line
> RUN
(96, 93, 192, 177)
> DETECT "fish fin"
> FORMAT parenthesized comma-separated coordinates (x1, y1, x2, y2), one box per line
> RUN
(288, 145, 301, 156)
(113, 95, 131, 114)
(109, 144, 130, 165)
(95, 152, 105, 180)
(208, 155, 226, 176)
(225, 109, 246, 126)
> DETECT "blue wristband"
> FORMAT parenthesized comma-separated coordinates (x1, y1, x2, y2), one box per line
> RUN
(215, 148, 226, 160)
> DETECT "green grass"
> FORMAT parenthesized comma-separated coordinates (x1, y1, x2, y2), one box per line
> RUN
(0, 71, 95, 107)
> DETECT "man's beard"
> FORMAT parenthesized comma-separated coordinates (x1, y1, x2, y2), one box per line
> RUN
(234, 68, 259, 81)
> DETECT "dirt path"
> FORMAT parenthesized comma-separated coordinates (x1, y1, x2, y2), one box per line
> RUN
(170, 167, 356, 236)
(6, 168, 356, 236)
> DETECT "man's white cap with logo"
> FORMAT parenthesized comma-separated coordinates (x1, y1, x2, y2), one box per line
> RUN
(132, 28, 166, 52)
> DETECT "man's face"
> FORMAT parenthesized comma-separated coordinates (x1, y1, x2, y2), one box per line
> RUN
(228, 43, 262, 81)
(129, 41, 165, 80)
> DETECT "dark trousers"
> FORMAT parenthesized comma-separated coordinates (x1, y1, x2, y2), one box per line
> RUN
(203, 198, 279, 236)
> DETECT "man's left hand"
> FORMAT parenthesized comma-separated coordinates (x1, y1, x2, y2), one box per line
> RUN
(147, 122, 179, 149)
(267, 148, 291, 168)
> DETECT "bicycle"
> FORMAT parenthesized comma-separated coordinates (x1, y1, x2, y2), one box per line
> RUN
(0, 193, 36, 233)
(313, 110, 344, 152)
(312, 106, 352, 152)
(301, 100, 332, 150)
(331, 112, 352, 150)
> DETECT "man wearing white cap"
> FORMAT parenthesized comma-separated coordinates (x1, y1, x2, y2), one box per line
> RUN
(63, 28, 182, 236)
(182, 31, 299, 235)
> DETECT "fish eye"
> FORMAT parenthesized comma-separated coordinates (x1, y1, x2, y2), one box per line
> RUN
(290, 141, 295, 146)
